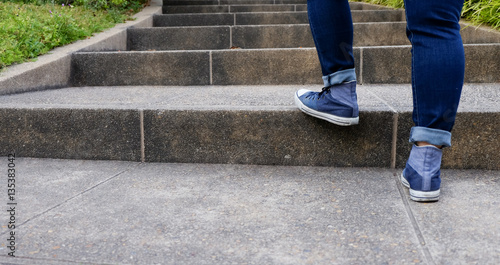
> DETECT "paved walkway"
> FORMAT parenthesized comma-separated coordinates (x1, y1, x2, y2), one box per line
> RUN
(0, 157, 498, 264)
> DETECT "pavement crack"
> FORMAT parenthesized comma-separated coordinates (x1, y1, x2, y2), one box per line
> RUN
(394, 172, 436, 265)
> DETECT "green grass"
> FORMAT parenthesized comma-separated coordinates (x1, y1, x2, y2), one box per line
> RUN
(462, 0, 500, 29)
(354, 0, 500, 30)
(0, 1, 144, 70)
(354, 0, 404, 9)
(1, 0, 499, 70)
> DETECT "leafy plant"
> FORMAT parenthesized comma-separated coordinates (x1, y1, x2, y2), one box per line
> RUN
(0, 2, 129, 69)
(462, 0, 500, 29)
(353, 0, 500, 30)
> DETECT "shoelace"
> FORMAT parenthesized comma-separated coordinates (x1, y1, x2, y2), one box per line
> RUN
(305, 86, 332, 100)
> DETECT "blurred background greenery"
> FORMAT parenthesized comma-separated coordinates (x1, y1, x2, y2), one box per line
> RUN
(354, 0, 500, 29)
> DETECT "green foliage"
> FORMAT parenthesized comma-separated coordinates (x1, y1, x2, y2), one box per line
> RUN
(353, 0, 500, 30)
(1, 0, 148, 11)
(0, 0, 148, 68)
(0, 2, 130, 69)
(462, 0, 500, 29)
(351, 0, 404, 9)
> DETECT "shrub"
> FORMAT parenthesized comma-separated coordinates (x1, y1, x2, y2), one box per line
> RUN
(353, 0, 500, 30)
(462, 0, 500, 29)
(0, 2, 128, 68)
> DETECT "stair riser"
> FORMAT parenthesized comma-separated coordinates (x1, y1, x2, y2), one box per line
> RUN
(134, 23, 500, 50)
(128, 24, 411, 51)
(0, 108, 395, 167)
(70, 52, 211, 86)
(144, 109, 394, 167)
(1, 108, 497, 169)
(128, 27, 232, 51)
(361, 45, 500, 84)
(0, 109, 141, 161)
(71, 45, 500, 86)
(153, 10, 405, 27)
(163, 0, 307, 5)
(396, 112, 500, 169)
(163, 4, 306, 14)
(162, 1, 386, 10)
(162, 4, 390, 14)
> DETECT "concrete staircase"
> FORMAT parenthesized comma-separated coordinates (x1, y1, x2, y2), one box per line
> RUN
(0, 0, 499, 169)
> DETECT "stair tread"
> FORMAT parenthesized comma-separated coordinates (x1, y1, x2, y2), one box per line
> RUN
(1, 84, 498, 113)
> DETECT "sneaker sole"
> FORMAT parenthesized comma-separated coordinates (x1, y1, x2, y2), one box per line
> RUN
(400, 173, 440, 202)
(294, 92, 359, 126)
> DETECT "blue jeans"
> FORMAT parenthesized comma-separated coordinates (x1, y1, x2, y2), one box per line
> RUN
(307, 0, 465, 147)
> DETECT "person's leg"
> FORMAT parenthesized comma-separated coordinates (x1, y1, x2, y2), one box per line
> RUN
(401, 0, 465, 202)
(307, 0, 355, 84)
(294, 0, 359, 126)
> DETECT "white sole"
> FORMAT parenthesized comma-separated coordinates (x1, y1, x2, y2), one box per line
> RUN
(400, 173, 440, 202)
(294, 92, 359, 126)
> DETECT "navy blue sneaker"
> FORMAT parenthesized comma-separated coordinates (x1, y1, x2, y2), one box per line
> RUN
(294, 82, 359, 126)
(401, 144, 443, 202)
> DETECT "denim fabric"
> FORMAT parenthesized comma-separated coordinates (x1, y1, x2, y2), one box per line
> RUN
(307, 0, 355, 79)
(404, 0, 465, 146)
(307, 0, 465, 146)
(322, 68, 356, 87)
(409, 127, 452, 147)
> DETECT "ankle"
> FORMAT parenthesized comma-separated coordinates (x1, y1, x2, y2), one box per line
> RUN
(415, 141, 443, 149)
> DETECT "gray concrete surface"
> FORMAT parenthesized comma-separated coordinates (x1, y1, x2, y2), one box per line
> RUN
(0, 84, 498, 169)
(365, 84, 500, 169)
(361, 44, 500, 84)
(233, 12, 308, 25)
(153, 13, 236, 27)
(210, 48, 321, 85)
(163, 4, 230, 13)
(69, 43, 500, 87)
(0, 108, 142, 161)
(229, 4, 302, 12)
(0, 157, 498, 264)
(128, 26, 232, 50)
(162, 0, 384, 10)
(167, 0, 306, 4)
(143, 108, 394, 166)
(129, 22, 498, 51)
(153, 10, 405, 27)
(71, 51, 212, 86)
(162, 3, 307, 13)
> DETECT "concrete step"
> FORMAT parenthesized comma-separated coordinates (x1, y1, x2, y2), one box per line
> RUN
(3, 158, 498, 264)
(161, 2, 391, 14)
(163, 4, 307, 14)
(163, 1, 387, 10)
(3, 0, 498, 172)
(0, 84, 497, 169)
(128, 22, 500, 51)
(70, 44, 500, 86)
(128, 23, 406, 50)
(163, 0, 307, 5)
(154, 10, 405, 26)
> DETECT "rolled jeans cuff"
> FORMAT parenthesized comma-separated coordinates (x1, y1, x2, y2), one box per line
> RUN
(322, 68, 356, 87)
(409, 126, 452, 147)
